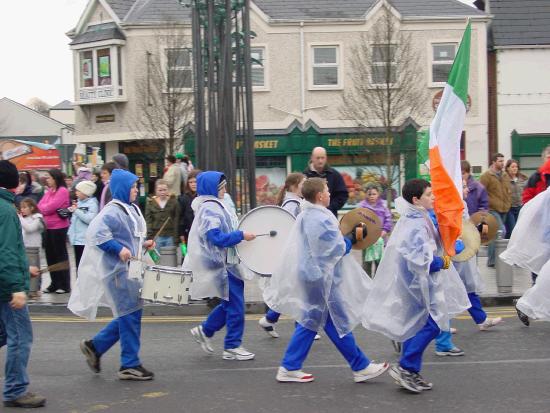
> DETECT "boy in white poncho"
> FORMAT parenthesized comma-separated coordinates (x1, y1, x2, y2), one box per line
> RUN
(265, 177, 388, 383)
(363, 179, 469, 393)
(500, 188, 550, 325)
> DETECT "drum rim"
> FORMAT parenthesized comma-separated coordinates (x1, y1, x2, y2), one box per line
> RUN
(236, 205, 296, 276)
(144, 265, 192, 275)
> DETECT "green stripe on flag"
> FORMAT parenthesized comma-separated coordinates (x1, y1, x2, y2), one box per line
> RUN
(447, 22, 471, 106)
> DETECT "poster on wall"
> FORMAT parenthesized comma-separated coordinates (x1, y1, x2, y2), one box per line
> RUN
(255, 167, 287, 205)
(0, 139, 61, 170)
(135, 163, 143, 178)
(333, 165, 400, 209)
(149, 163, 158, 178)
(99, 56, 110, 77)
(82, 58, 92, 80)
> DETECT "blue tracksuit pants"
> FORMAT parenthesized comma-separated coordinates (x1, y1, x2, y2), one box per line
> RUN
(281, 314, 369, 372)
(201, 273, 245, 350)
(400, 316, 440, 373)
(92, 309, 143, 369)
(435, 292, 488, 351)
(265, 308, 281, 323)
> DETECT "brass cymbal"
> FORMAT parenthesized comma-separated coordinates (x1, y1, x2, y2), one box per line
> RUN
(452, 219, 481, 262)
(470, 211, 498, 245)
(339, 207, 382, 250)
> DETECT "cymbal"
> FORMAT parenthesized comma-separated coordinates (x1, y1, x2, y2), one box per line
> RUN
(339, 208, 382, 250)
(452, 219, 481, 262)
(469, 211, 498, 245)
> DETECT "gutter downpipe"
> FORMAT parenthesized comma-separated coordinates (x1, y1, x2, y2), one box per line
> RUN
(300, 21, 305, 122)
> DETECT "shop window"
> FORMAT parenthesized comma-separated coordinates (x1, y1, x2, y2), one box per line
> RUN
(167, 48, 192, 90)
(312, 46, 340, 87)
(371, 44, 397, 85)
(432, 43, 457, 84)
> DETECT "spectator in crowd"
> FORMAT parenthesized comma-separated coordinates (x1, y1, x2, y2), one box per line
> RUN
(303, 147, 348, 216)
(521, 145, 550, 285)
(112, 153, 129, 170)
(99, 162, 117, 210)
(175, 153, 189, 188)
(479, 153, 512, 267)
(14, 172, 40, 207)
(178, 170, 200, 245)
(359, 183, 393, 277)
(18, 198, 45, 299)
(37, 168, 72, 294)
(29, 171, 44, 199)
(64, 174, 74, 192)
(91, 170, 104, 204)
(145, 179, 179, 248)
(522, 145, 550, 204)
(461, 160, 488, 214)
(72, 166, 93, 189)
(504, 159, 528, 237)
(163, 155, 182, 196)
(0, 160, 46, 408)
(68, 181, 99, 270)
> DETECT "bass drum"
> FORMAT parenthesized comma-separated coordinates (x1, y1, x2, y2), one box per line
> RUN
(236, 205, 296, 276)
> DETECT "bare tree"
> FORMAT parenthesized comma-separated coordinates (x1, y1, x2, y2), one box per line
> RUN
(341, 7, 429, 204)
(26, 97, 50, 116)
(132, 24, 194, 155)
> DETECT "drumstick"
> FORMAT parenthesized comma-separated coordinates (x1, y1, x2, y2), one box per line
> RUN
(38, 261, 70, 275)
(152, 217, 171, 242)
(256, 230, 277, 237)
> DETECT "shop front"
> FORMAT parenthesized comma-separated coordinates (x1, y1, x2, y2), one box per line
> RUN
(511, 131, 550, 175)
(186, 122, 418, 208)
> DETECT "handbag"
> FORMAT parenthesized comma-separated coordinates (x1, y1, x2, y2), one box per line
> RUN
(56, 208, 72, 219)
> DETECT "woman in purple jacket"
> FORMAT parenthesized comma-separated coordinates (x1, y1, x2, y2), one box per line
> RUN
(359, 183, 393, 277)
(461, 160, 489, 214)
(38, 168, 71, 293)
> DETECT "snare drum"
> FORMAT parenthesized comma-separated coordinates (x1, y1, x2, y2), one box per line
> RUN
(141, 265, 193, 305)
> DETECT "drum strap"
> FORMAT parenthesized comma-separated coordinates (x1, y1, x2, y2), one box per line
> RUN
(282, 199, 300, 208)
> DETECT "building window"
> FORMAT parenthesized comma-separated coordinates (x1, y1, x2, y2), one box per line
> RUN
(251, 47, 265, 87)
(97, 48, 112, 86)
(80, 50, 94, 88)
(166, 48, 192, 90)
(432, 43, 457, 83)
(312, 46, 339, 87)
(371, 44, 397, 85)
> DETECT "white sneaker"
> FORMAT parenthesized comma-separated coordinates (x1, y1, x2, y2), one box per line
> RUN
(190, 325, 214, 354)
(478, 317, 503, 331)
(314, 334, 321, 340)
(353, 362, 389, 383)
(276, 366, 314, 383)
(258, 316, 280, 338)
(450, 327, 458, 334)
(222, 347, 255, 361)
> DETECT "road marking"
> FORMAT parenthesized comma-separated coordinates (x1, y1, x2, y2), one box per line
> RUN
(30, 307, 521, 323)
(142, 392, 169, 398)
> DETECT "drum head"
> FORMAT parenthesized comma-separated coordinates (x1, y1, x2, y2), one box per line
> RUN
(236, 205, 296, 276)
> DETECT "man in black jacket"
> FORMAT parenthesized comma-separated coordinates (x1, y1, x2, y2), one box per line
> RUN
(303, 147, 349, 216)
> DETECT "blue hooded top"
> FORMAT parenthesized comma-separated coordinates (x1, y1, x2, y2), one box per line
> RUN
(197, 171, 224, 197)
(110, 169, 138, 204)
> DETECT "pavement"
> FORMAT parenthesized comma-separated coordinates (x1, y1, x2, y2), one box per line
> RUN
(2, 307, 549, 413)
(29, 245, 533, 315)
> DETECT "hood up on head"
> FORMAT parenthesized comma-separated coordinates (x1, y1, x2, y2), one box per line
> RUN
(110, 169, 138, 204)
(197, 171, 225, 197)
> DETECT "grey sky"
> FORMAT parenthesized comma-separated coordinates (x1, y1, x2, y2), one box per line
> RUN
(0, 0, 88, 107)
(0, 0, 476, 109)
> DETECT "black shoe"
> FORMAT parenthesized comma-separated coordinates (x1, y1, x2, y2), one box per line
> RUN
(516, 307, 530, 326)
(117, 365, 154, 381)
(411, 372, 433, 390)
(80, 340, 101, 373)
(42, 286, 56, 294)
(388, 364, 422, 393)
(3, 392, 46, 408)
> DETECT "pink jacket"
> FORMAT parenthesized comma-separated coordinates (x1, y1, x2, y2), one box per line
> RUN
(38, 186, 70, 229)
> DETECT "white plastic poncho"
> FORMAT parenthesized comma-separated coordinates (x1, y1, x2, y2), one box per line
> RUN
(362, 198, 470, 342)
(68, 201, 146, 320)
(183, 196, 253, 300)
(263, 202, 373, 338)
(516, 260, 550, 320)
(500, 188, 550, 274)
(454, 206, 484, 294)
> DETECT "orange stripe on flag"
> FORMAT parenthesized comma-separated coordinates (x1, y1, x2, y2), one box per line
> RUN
(429, 147, 464, 256)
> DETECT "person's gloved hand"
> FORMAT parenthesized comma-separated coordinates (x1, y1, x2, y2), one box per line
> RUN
(347, 223, 368, 245)
(455, 239, 465, 255)
(429, 256, 444, 273)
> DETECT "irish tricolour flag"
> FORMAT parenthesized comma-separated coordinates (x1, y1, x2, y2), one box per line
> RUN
(429, 22, 471, 256)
